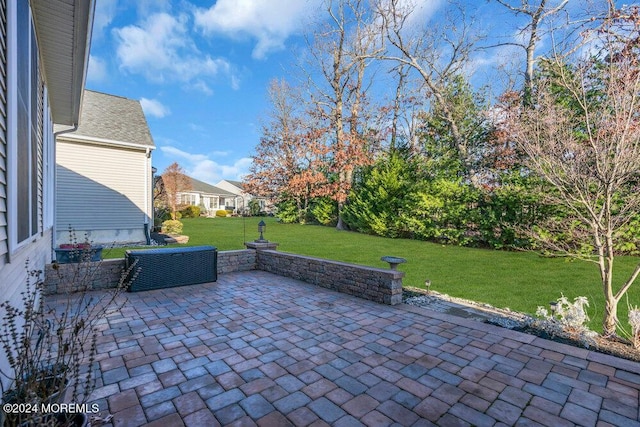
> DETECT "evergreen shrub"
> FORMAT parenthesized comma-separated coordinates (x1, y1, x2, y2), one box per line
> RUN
(162, 219, 183, 234)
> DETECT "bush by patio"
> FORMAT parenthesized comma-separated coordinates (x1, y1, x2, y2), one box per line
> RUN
(162, 219, 183, 234)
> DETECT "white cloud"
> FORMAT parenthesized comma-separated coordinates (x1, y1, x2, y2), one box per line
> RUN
(194, 0, 322, 59)
(87, 55, 108, 83)
(159, 146, 252, 183)
(404, 0, 445, 26)
(134, 0, 172, 17)
(113, 12, 233, 88)
(230, 75, 241, 91)
(140, 98, 171, 118)
(93, 0, 118, 40)
(190, 80, 214, 96)
(188, 123, 206, 132)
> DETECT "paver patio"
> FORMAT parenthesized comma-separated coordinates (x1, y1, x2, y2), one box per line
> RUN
(47, 270, 640, 426)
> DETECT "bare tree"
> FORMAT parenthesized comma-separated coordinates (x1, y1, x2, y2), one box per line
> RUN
(386, 64, 425, 152)
(375, 0, 484, 182)
(493, 0, 569, 101)
(245, 79, 329, 223)
(504, 7, 640, 336)
(304, 0, 382, 229)
(160, 162, 192, 220)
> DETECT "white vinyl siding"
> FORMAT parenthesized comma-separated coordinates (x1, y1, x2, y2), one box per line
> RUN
(56, 141, 149, 233)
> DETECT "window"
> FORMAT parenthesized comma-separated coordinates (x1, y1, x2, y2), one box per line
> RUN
(180, 194, 196, 205)
(11, 0, 42, 245)
(202, 197, 214, 210)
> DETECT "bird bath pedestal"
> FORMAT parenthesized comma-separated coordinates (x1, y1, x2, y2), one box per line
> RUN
(381, 256, 407, 270)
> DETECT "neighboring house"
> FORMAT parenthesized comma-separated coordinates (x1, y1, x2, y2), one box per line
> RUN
(178, 177, 237, 216)
(55, 90, 156, 246)
(216, 179, 269, 213)
(0, 0, 93, 386)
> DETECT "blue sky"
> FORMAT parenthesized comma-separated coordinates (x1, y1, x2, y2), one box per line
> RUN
(87, 0, 322, 184)
(85, 0, 607, 185)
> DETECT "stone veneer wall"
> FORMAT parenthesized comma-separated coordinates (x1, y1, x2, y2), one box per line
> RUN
(256, 250, 404, 305)
(216, 249, 256, 274)
(43, 249, 403, 305)
(43, 259, 126, 295)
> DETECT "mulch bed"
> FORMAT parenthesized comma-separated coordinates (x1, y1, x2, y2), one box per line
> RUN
(508, 323, 640, 363)
(402, 288, 640, 364)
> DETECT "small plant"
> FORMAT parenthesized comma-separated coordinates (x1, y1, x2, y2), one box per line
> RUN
(248, 199, 261, 216)
(162, 219, 183, 234)
(180, 205, 201, 218)
(216, 210, 228, 218)
(531, 295, 596, 347)
(55, 227, 103, 264)
(0, 259, 133, 426)
(538, 295, 590, 331)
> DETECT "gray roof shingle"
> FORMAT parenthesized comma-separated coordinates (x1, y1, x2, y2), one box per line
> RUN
(57, 90, 155, 147)
(189, 177, 236, 196)
(226, 180, 244, 189)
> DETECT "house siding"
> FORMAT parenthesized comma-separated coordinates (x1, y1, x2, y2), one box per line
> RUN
(0, 0, 7, 267)
(36, 69, 43, 235)
(56, 140, 151, 245)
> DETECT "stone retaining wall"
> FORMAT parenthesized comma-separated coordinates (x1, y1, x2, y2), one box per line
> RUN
(43, 259, 126, 295)
(216, 249, 256, 274)
(43, 248, 403, 305)
(256, 250, 404, 305)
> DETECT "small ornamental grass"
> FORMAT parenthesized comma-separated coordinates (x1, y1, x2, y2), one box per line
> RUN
(530, 294, 597, 348)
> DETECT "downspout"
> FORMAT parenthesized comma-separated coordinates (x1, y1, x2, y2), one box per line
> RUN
(51, 124, 79, 260)
(144, 147, 151, 245)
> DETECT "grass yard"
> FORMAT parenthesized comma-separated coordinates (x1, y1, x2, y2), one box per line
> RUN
(104, 216, 640, 334)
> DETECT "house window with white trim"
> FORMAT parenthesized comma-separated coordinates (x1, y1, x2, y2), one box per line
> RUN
(203, 196, 219, 210)
(13, 0, 42, 245)
(180, 194, 196, 206)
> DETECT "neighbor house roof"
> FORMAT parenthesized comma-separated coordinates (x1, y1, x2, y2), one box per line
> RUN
(226, 180, 244, 189)
(188, 177, 236, 197)
(31, 0, 94, 125)
(56, 90, 155, 149)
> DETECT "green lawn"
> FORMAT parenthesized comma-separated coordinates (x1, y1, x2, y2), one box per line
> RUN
(104, 216, 640, 334)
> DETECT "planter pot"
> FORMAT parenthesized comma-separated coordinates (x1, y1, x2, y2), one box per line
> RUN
(2, 367, 69, 425)
(2, 411, 88, 427)
(54, 246, 103, 263)
(50, 411, 89, 427)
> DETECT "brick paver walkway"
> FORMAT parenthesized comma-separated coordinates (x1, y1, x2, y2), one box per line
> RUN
(48, 271, 640, 426)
